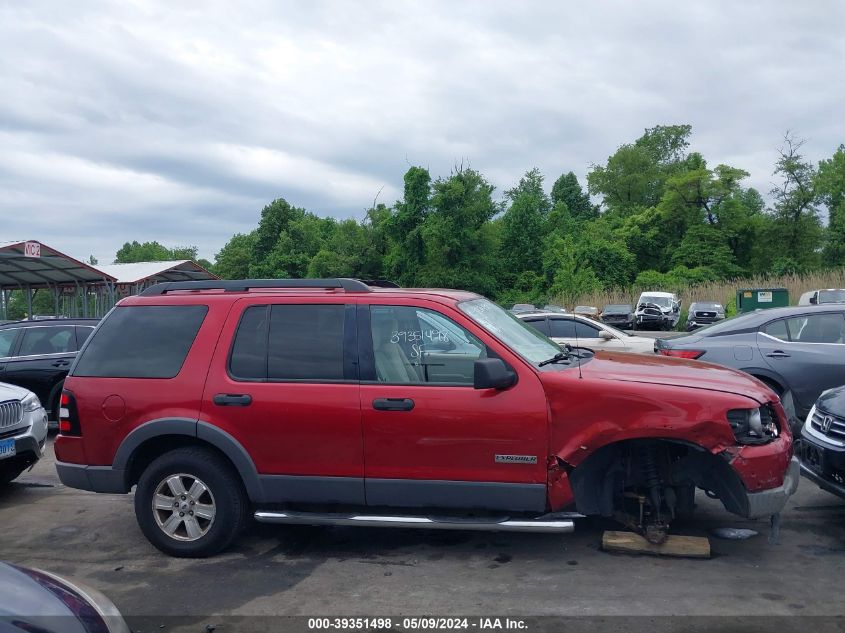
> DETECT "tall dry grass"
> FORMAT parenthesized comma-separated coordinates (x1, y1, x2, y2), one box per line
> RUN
(551, 268, 845, 314)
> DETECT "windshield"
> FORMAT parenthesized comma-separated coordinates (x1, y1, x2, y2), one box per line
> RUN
(639, 295, 673, 308)
(459, 298, 561, 364)
(819, 290, 845, 303)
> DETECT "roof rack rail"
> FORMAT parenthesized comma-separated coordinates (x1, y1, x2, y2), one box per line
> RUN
(140, 278, 372, 296)
(359, 279, 401, 288)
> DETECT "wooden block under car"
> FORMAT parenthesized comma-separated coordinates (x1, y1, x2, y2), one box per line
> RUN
(601, 530, 711, 559)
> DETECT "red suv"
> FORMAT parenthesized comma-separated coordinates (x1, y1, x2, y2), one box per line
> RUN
(56, 279, 799, 557)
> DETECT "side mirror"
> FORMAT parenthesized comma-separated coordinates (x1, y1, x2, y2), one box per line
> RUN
(474, 358, 516, 390)
(600, 330, 613, 340)
(810, 296, 818, 305)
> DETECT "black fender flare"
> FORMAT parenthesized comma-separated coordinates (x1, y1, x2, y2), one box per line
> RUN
(112, 418, 264, 502)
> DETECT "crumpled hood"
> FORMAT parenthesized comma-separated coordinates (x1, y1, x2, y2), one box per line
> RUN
(565, 351, 773, 403)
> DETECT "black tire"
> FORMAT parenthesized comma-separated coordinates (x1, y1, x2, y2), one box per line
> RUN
(134, 446, 249, 558)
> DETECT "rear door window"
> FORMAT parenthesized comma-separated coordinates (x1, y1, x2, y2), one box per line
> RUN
(18, 326, 77, 356)
(229, 306, 269, 380)
(268, 305, 345, 381)
(786, 313, 845, 344)
(521, 317, 550, 336)
(548, 318, 576, 338)
(73, 305, 208, 378)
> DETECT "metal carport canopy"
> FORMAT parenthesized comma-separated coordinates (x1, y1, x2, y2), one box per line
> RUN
(94, 260, 217, 284)
(0, 240, 116, 288)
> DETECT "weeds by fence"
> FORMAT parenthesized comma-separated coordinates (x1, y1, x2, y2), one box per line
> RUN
(550, 269, 845, 316)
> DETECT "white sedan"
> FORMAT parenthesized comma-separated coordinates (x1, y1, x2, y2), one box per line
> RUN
(517, 311, 656, 354)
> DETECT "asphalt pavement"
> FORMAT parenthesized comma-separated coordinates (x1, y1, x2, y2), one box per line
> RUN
(2, 437, 844, 626)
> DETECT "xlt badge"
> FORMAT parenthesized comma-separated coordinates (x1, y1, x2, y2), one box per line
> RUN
(495, 454, 538, 465)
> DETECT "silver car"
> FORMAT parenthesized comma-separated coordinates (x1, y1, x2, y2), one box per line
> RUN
(656, 304, 845, 433)
(0, 381, 48, 484)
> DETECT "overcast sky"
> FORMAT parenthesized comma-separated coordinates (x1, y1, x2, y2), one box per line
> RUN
(1, 1, 843, 264)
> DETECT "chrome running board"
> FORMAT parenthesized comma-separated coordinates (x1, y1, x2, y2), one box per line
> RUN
(253, 510, 577, 533)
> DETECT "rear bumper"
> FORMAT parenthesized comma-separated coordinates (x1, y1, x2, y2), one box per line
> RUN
(56, 461, 127, 494)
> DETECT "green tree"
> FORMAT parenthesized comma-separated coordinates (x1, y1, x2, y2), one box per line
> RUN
(817, 145, 845, 264)
(544, 235, 601, 304)
(766, 134, 822, 271)
(213, 232, 255, 279)
(500, 168, 549, 285)
(416, 167, 500, 295)
(384, 166, 431, 285)
(588, 124, 692, 216)
(250, 198, 305, 275)
(551, 172, 595, 221)
(115, 241, 198, 263)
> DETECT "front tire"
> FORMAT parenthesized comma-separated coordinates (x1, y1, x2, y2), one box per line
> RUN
(134, 446, 248, 558)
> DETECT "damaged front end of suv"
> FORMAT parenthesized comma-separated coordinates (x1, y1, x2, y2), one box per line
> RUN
(543, 353, 799, 543)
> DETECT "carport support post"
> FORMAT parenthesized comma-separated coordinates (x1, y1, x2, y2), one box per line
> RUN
(26, 286, 32, 319)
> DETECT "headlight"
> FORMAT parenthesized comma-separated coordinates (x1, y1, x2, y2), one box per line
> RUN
(727, 406, 779, 444)
(21, 392, 42, 412)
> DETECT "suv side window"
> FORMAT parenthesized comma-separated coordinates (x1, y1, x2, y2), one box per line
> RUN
(0, 329, 18, 357)
(19, 326, 77, 356)
(369, 305, 487, 384)
(229, 304, 346, 381)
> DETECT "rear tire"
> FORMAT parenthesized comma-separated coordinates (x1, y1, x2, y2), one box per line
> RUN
(134, 446, 248, 558)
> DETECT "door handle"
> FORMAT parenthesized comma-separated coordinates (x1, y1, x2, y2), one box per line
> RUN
(766, 351, 791, 358)
(52, 360, 71, 367)
(372, 398, 415, 411)
(213, 393, 253, 407)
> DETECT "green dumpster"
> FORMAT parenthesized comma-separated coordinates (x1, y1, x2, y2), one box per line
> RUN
(736, 287, 789, 313)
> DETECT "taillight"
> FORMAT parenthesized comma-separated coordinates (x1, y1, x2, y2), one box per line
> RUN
(59, 390, 81, 436)
(658, 349, 705, 360)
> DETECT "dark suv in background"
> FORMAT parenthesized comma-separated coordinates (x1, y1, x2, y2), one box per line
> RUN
(599, 304, 634, 330)
(0, 319, 98, 422)
(686, 301, 726, 331)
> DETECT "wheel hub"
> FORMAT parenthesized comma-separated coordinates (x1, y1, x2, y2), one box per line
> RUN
(152, 473, 216, 542)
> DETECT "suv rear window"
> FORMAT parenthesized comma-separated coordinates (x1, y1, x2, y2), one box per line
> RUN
(73, 305, 207, 378)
